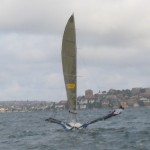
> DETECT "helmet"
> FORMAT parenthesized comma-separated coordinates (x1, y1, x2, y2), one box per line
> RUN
(119, 105, 124, 109)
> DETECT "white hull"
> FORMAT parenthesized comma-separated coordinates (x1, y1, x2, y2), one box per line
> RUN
(69, 122, 82, 128)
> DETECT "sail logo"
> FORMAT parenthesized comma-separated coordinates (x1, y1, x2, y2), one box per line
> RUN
(67, 83, 75, 89)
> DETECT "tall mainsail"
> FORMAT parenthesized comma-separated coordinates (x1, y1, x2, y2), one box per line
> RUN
(62, 14, 77, 114)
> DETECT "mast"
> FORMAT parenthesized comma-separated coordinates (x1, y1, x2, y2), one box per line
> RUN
(61, 14, 77, 117)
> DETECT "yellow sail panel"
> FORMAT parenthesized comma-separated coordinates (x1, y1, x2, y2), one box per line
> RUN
(67, 84, 75, 89)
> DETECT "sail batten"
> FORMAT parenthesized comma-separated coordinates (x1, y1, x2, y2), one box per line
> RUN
(62, 14, 77, 113)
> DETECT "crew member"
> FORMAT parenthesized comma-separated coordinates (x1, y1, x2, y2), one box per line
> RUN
(103, 105, 124, 120)
(111, 105, 124, 116)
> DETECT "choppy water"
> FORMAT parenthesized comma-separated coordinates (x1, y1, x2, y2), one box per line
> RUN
(0, 108, 150, 150)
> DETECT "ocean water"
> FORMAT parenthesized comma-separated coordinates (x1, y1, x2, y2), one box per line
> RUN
(0, 108, 150, 150)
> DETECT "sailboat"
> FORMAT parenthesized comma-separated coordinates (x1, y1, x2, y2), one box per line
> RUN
(61, 14, 82, 128)
(45, 14, 124, 130)
(46, 14, 82, 130)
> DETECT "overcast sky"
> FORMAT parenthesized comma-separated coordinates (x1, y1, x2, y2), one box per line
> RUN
(0, 0, 150, 101)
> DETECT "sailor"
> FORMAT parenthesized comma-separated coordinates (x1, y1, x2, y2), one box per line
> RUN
(103, 105, 124, 120)
(112, 105, 124, 116)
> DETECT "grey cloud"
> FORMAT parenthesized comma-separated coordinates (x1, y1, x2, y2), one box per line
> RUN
(0, 0, 150, 101)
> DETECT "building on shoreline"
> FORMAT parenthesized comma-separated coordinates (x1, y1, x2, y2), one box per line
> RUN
(0, 87, 150, 112)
